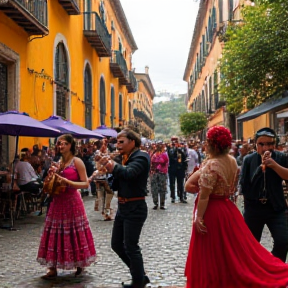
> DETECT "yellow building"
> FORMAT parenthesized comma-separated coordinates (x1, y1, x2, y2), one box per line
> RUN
(127, 66, 155, 139)
(0, 0, 153, 166)
(183, 0, 250, 140)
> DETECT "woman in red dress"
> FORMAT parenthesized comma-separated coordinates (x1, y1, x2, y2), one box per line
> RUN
(37, 134, 96, 278)
(185, 126, 288, 288)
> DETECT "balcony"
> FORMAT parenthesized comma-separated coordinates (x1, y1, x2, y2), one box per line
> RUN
(127, 71, 137, 93)
(83, 12, 111, 57)
(133, 109, 155, 130)
(217, 22, 228, 43)
(0, 0, 48, 35)
(110, 50, 129, 85)
(58, 0, 80, 15)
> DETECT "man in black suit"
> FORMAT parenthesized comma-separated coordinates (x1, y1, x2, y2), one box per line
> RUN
(167, 137, 188, 203)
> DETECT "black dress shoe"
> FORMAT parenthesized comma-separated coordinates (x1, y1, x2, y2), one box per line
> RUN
(160, 206, 166, 210)
(152, 205, 158, 210)
(144, 275, 150, 285)
(171, 199, 175, 203)
(75, 267, 83, 277)
(122, 275, 150, 288)
(180, 200, 188, 204)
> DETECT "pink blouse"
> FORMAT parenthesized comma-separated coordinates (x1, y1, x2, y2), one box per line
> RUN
(150, 152, 169, 174)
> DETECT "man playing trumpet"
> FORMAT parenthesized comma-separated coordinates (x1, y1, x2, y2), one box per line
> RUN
(240, 127, 288, 262)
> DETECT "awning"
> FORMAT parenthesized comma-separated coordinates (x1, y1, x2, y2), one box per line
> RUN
(237, 97, 288, 122)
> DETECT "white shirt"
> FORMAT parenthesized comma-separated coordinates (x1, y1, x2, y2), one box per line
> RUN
(15, 161, 38, 186)
(187, 148, 199, 174)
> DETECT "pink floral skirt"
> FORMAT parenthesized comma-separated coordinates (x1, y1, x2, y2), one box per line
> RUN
(36, 189, 96, 269)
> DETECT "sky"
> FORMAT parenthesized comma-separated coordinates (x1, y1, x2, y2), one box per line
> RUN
(120, 0, 200, 96)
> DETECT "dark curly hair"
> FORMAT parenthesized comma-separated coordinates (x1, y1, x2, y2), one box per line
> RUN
(206, 126, 232, 155)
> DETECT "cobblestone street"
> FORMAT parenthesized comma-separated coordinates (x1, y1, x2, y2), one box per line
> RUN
(0, 194, 273, 288)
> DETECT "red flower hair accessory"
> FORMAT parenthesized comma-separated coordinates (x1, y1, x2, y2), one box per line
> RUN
(206, 126, 232, 151)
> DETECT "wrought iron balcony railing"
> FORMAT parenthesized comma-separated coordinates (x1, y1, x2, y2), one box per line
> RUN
(127, 71, 137, 93)
(83, 11, 111, 57)
(110, 50, 129, 85)
(0, 0, 48, 35)
(133, 109, 155, 130)
(58, 0, 80, 15)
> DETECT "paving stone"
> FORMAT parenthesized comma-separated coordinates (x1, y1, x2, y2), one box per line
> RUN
(0, 193, 273, 288)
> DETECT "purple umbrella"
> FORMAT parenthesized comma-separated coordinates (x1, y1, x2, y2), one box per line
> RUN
(93, 125, 117, 138)
(0, 111, 61, 229)
(0, 111, 60, 137)
(41, 115, 103, 139)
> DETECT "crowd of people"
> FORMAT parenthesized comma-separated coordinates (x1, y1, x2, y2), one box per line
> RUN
(2, 125, 288, 287)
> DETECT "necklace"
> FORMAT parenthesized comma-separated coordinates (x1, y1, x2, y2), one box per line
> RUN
(60, 156, 74, 170)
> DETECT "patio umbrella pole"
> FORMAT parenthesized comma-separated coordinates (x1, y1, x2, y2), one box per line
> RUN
(8, 135, 19, 230)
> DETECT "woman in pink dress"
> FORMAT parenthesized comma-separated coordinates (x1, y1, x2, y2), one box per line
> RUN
(185, 126, 288, 288)
(37, 134, 96, 279)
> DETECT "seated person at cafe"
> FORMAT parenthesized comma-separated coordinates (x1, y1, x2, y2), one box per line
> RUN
(15, 148, 42, 195)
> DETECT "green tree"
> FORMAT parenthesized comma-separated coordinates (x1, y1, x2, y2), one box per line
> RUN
(179, 112, 207, 137)
(219, 0, 288, 115)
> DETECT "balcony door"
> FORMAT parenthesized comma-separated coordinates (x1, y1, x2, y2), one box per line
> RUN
(55, 42, 69, 119)
(84, 64, 92, 130)
(100, 77, 106, 125)
(119, 94, 123, 121)
(110, 87, 115, 127)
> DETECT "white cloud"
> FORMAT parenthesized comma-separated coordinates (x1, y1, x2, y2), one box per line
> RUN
(120, 0, 199, 94)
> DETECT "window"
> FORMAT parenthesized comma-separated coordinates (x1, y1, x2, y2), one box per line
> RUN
(84, 64, 92, 130)
(119, 94, 123, 120)
(55, 42, 69, 118)
(100, 77, 106, 125)
(110, 87, 115, 127)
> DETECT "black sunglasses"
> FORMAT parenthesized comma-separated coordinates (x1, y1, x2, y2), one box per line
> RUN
(257, 142, 275, 147)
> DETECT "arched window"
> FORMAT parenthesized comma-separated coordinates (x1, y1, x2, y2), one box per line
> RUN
(119, 94, 123, 121)
(100, 77, 106, 125)
(110, 87, 115, 127)
(55, 42, 69, 118)
(84, 64, 92, 129)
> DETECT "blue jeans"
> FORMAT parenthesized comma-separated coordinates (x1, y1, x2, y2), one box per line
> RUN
(244, 200, 288, 262)
(111, 200, 147, 284)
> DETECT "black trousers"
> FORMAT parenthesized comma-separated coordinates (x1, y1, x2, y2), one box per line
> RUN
(169, 170, 185, 201)
(111, 200, 147, 285)
(244, 200, 288, 262)
(19, 181, 42, 195)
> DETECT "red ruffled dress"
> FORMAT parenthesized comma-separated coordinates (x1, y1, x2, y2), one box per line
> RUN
(37, 160, 96, 269)
(185, 157, 288, 288)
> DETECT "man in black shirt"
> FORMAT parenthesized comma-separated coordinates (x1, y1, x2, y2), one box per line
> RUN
(240, 127, 288, 262)
(101, 128, 150, 288)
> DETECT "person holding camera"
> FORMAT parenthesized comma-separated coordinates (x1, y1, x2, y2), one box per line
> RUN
(167, 137, 188, 203)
